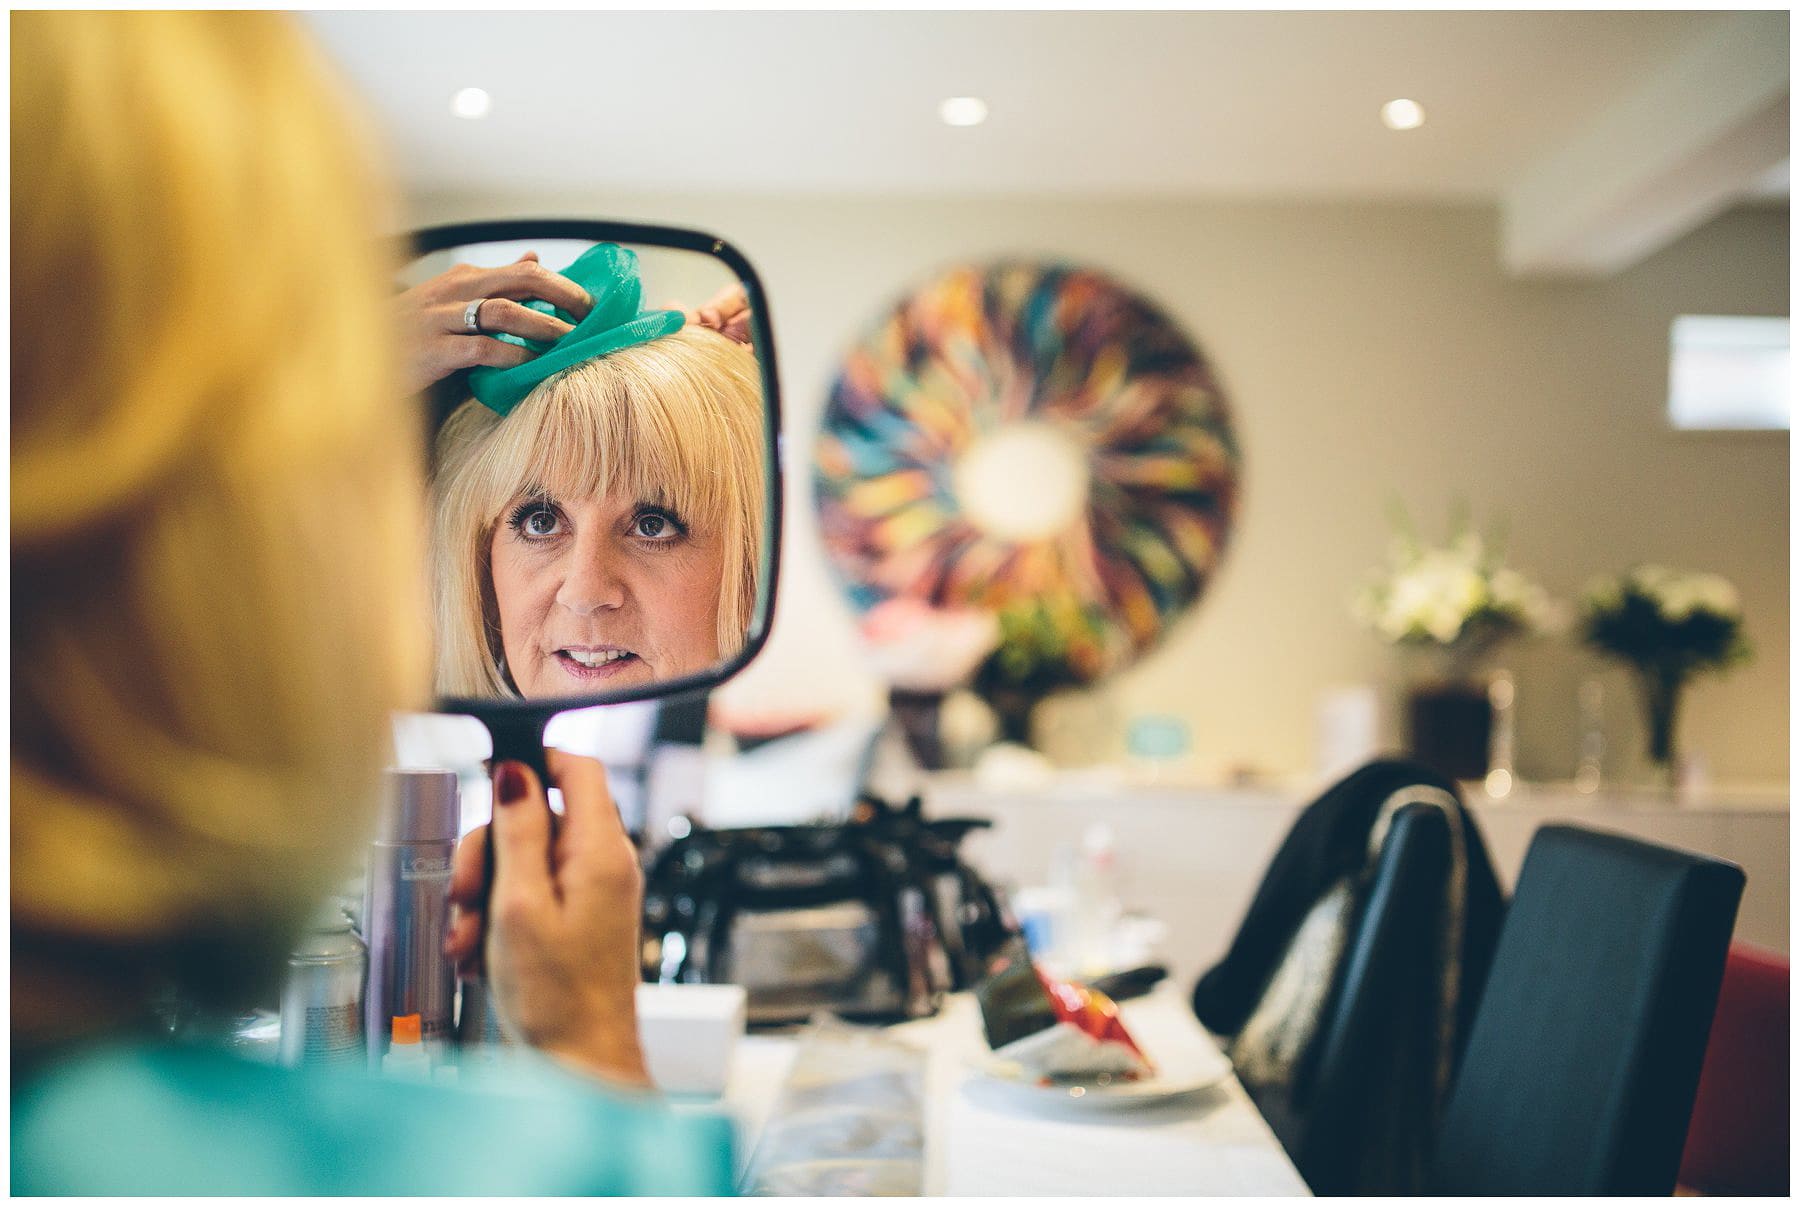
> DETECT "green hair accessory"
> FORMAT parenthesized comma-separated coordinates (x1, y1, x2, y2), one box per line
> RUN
(468, 242, 685, 417)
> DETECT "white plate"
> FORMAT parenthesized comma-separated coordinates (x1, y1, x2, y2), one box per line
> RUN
(965, 1046, 1232, 1111)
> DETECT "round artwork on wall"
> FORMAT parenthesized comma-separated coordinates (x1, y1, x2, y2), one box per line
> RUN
(814, 261, 1242, 691)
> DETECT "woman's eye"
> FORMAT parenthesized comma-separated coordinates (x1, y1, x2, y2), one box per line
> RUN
(508, 502, 564, 539)
(632, 511, 681, 540)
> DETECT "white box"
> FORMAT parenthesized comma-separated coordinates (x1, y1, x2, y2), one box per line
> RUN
(636, 982, 747, 1096)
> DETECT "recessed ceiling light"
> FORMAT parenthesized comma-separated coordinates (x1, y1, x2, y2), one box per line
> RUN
(939, 96, 989, 128)
(1381, 98, 1425, 131)
(451, 87, 491, 120)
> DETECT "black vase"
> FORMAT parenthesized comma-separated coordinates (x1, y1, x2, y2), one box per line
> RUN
(887, 689, 946, 770)
(1635, 666, 1685, 788)
(1405, 682, 1492, 782)
(982, 687, 1038, 748)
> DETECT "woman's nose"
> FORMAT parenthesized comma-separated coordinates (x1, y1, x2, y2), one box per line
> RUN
(554, 538, 626, 615)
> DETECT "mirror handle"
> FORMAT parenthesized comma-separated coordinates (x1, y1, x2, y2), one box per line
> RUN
(485, 710, 551, 782)
(476, 710, 552, 950)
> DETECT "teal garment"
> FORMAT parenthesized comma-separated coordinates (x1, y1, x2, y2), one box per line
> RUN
(468, 242, 685, 418)
(12, 1041, 736, 1196)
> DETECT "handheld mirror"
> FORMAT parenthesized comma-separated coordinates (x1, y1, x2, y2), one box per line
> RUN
(401, 220, 782, 770)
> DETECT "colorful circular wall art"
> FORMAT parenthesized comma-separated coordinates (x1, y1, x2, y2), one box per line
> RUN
(815, 261, 1242, 691)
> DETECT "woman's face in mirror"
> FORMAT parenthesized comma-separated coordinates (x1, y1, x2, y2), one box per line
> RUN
(416, 237, 769, 703)
(488, 487, 725, 696)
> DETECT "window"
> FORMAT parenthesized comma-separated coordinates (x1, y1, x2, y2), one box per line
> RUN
(1668, 315, 1790, 431)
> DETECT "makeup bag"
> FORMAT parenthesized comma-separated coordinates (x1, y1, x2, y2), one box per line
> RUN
(639, 794, 1015, 1025)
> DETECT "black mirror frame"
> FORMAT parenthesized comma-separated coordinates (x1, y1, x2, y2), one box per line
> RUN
(405, 218, 784, 765)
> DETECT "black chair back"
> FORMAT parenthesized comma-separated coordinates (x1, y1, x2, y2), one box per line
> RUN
(1428, 824, 1745, 1195)
(1195, 759, 1505, 1195)
(1284, 803, 1458, 1194)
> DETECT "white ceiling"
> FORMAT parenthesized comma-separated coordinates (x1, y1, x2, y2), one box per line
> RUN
(303, 10, 1788, 273)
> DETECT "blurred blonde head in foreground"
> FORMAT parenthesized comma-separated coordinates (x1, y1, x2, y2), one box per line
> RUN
(12, 11, 425, 1047)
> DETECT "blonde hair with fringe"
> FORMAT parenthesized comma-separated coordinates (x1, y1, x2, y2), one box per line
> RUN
(12, 12, 425, 1044)
(431, 326, 765, 698)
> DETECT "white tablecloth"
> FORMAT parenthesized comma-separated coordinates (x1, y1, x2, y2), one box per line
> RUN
(719, 985, 1309, 1196)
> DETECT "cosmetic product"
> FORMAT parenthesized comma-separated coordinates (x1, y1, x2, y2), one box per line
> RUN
(1069, 823, 1122, 977)
(364, 769, 459, 1069)
(382, 1013, 432, 1080)
(278, 903, 366, 1068)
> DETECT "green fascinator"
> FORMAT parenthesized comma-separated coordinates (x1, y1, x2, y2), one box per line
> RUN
(468, 242, 684, 417)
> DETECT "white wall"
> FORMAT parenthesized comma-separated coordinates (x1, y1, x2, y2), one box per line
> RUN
(413, 192, 1788, 788)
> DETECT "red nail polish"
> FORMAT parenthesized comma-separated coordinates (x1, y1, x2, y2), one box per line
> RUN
(495, 760, 528, 805)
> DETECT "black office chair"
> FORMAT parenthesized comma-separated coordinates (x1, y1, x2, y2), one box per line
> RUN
(1427, 824, 1745, 1196)
(1194, 759, 1505, 1195)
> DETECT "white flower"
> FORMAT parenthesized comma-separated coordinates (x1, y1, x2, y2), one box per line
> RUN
(1645, 570, 1740, 623)
(1377, 554, 1485, 642)
(1689, 573, 1741, 619)
(1355, 511, 1553, 647)
(1586, 566, 1742, 625)
(1654, 579, 1703, 622)
(1425, 600, 1468, 644)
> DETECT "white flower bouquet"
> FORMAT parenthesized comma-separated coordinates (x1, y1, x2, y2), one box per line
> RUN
(1354, 515, 1557, 670)
(1580, 565, 1747, 649)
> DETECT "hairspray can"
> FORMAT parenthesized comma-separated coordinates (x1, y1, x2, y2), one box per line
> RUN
(278, 904, 366, 1067)
(364, 769, 459, 1069)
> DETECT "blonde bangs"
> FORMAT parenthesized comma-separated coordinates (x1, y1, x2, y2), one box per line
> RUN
(525, 341, 739, 542)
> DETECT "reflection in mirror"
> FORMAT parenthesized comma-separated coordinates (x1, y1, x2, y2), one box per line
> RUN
(398, 238, 768, 702)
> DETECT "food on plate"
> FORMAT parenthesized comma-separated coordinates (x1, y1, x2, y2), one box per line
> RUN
(975, 937, 1153, 1084)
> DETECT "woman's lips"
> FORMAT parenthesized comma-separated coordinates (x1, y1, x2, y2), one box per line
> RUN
(552, 648, 642, 681)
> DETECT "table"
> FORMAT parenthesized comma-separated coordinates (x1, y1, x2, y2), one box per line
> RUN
(719, 985, 1310, 1196)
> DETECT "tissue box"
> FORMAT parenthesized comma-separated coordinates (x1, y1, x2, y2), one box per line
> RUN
(636, 983, 747, 1096)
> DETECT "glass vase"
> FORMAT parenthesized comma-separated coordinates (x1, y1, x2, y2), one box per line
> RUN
(1635, 666, 1685, 789)
(1400, 643, 1498, 783)
(1405, 680, 1493, 783)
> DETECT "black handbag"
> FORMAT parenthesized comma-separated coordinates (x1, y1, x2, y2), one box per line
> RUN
(639, 793, 1016, 1025)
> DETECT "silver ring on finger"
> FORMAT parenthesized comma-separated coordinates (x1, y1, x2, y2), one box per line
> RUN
(463, 298, 489, 334)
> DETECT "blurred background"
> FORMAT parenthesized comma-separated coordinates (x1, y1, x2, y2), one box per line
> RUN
(316, 10, 1788, 964)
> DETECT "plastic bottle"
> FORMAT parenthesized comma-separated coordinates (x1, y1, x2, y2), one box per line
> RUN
(382, 1013, 432, 1080)
(1070, 823, 1123, 977)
